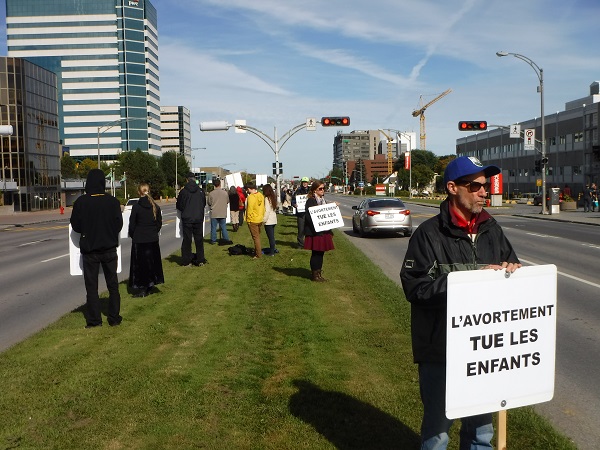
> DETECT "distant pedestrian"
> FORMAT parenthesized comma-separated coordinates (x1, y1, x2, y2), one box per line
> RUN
(70, 168, 123, 328)
(292, 177, 310, 248)
(244, 182, 265, 259)
(583, 184, 593, 212)
(262, 183, 278, 256)
(303, 181, 334, 281)
(176, 173, 207, 266)
(207, 178, 233, 245)
(128, 183, 164, 297)
(229, 186, 240, 231)
(237, 186, 246, 227)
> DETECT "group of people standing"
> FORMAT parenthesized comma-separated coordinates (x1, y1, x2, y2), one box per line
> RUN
(583, 182, 598, 212)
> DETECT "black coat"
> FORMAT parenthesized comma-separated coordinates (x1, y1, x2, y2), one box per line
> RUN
(176, 180, 206, 223)
(303, 197, 333, 237)
(129, 196, 162, 244)
(400, 199, 520, 363)
(70, 169, 122, 254)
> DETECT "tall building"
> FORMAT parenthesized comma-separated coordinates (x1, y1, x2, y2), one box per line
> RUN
(456, 81, 600, 199)
(160, 106, 191, 166)
(0, 57, 60, 211)
(5, 0, 161, 165)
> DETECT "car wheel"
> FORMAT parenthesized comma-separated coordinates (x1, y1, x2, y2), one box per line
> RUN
(352, 219, 358, 234)
(359, 223, 367, 238)
(404, 229, 412, 238)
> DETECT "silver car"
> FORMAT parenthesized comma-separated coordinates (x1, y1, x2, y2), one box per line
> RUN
(352, 198, 412, 237)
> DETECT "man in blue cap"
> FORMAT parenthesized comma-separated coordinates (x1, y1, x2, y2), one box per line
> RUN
(400, 156, 521, 450)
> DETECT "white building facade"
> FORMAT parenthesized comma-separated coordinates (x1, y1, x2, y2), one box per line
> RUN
(160, 106, 191, 166)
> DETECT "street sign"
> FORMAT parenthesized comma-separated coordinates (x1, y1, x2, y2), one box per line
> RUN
(446, 265, 557, 419)
(524, 129, 535, 150)
(510, 124, 521, 139)
(306, 117, 317, 131)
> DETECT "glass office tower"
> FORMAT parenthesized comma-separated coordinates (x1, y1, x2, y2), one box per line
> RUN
(5, 0, 161, 164)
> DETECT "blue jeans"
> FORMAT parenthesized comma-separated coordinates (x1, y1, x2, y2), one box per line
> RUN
(210, 217, 230, 242)
(419, 362, 493, 450)
(264, 224, 276, 254)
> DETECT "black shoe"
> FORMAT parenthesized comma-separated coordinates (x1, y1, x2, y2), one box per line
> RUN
(220, 239, 233, 245)
(209, 241, 217, 245)
(134, 290, 147, 298)
(109, 320, 122, 327)
(85, 323, 102, 329)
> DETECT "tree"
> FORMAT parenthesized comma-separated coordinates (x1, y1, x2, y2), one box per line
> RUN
(159, 151, 189, 192)
(77, 158, 98, 179)
(118, 150, 165, 198)
(61, 154, 78, 178)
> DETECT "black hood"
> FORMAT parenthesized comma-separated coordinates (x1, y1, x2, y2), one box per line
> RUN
(184, 179, 199, 193)
(85, 169, 106, 194)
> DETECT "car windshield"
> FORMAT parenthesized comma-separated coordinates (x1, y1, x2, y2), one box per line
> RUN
(368, 199, 405, 209)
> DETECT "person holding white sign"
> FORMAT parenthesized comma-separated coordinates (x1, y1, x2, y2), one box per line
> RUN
(303, 181, 334, 282)
(292, 177, 310, 248)
(400, 156, 521, 450)
(70, 169, 123, 328)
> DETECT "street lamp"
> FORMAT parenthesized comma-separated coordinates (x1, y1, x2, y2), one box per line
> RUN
(381, 129, 413, 197)
(496, 51, 547, 214)
(96, 117, 141, 169)
(200, 120, 311, 210)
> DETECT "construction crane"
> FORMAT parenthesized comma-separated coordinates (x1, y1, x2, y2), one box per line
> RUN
(379, 129, 394, 175)
(411, 88, 452, 150)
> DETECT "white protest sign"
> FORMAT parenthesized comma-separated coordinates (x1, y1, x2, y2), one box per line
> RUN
(446, 264, 557, 419)
(120, 210, 131, 239)
(308, 203, 344, 232)
(295, 194, 308, 213)
(175, 209, 207, 238)
(69, 225, 122, 276)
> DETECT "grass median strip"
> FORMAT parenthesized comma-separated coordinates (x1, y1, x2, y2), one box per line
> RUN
(0, 215, 575, 449)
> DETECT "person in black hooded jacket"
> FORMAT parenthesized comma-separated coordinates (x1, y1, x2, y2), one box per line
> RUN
(71, 168, 123, 328)
(128, 183, 164, 297)
(176, 173, 207, 266)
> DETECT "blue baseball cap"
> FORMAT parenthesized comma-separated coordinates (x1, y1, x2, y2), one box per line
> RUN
(444, 156, 500, 185)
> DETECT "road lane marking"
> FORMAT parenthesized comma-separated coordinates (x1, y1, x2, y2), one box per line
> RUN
(18, 239, 50, 247)
(41, 253, 69, 263)
(519, 258, 600, 289)
(526, 232, 560, 239)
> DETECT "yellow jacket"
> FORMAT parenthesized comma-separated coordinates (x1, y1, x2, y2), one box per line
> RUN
(245, 192, 265, 223)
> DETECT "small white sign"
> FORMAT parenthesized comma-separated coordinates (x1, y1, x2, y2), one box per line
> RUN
(510, 124, 521, 139)
(306, 117, 317, 131)
(446, 265, 557, 419)
(308, 203, 344, 232)
(524, 128, 535, 150)
(295, 194, 308, 213)
(69, 225, 121, 276)
(234, 119, 246, 133)
(121, 210, 131, 239)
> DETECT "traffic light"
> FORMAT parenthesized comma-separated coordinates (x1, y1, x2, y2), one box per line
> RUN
(321, 117, 350, 126)
(534, 159, 541, 173)
(458, 121, 487, 131)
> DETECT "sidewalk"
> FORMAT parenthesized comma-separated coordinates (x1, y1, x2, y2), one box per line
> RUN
(0, 207, 72, 229)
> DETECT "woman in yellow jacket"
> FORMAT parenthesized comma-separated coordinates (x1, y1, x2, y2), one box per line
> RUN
(244, 182, 265, 259)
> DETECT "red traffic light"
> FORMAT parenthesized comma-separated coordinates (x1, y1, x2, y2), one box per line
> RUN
(458, 121, 487, 131)
(321, 116, 350, 126)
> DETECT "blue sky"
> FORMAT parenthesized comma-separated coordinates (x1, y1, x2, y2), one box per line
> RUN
(2, 0, 600, 179)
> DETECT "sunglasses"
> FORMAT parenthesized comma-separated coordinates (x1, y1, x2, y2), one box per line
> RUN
(456, 181, 490, 192)
(316, 187, 325, 191)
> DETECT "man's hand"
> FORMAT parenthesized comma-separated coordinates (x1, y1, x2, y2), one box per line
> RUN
(481, 262, 522, 273)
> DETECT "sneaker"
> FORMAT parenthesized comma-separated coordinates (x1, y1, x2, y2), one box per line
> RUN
(85, 323, 102, 329)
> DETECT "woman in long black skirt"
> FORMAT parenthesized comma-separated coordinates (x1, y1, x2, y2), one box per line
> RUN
(303, 180, 334, 282)
(128, 183, 164, 297)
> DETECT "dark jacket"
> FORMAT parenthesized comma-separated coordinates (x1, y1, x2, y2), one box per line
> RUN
(292, 185, 309, 216)
(400, 199, 519, 363)
(128, 196, 162, 244)
(303, 197, 333, 237)
(176, 179, 206, 223)
(229, 188, 240, 211)
(70, 169, 123, 254)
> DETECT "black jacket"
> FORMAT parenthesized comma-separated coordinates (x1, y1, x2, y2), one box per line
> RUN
(128, 196, 162, 244)
(400, 199, 519, 363)
(176, 180, 206, 223)
(70, 169, 123, 254)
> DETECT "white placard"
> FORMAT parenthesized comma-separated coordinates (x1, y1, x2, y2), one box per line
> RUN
(295, 194, 308, 213)
(69, 225, 122, 276)
(256, 174, 268, 187)
(446, 264, 557, 419)
(175, 209, 207, 238)
(308, 203, 344, 232)
(225, 172, 244, 189)
(121, 210, 131, 239)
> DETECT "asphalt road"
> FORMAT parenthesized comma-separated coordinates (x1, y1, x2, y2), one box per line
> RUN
(1, 197, 598, 449)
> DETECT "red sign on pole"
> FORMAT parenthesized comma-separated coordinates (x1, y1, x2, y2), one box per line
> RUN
(404, 152, 411, 170)
(490, 173, 503, 195)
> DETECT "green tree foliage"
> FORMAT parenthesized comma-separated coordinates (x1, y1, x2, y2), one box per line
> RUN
(60, 154, 78, 178)
(393, 150, 441, 193)
(77, 158, 98, 178)
(159, 151, 189, 192)
(118, 150, 165, 198)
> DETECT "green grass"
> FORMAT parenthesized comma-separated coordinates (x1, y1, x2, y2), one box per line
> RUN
(0, 215, 576, 449)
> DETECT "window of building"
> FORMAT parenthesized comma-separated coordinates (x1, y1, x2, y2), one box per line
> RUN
(573, 166, 582, 175)
(574, 132, 583, 142)
(560, 135, 566, 144)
